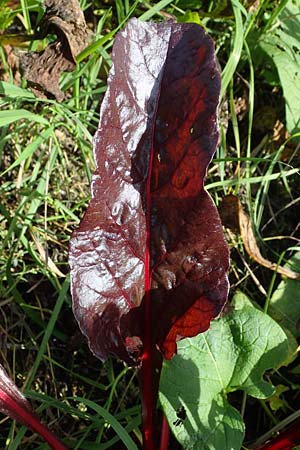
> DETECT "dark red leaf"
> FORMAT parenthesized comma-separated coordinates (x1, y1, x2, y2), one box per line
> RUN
(69, 18, 229, 449)
(69, 18, 229, 367)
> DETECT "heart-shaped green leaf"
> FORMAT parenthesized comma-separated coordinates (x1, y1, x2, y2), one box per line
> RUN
(159, 292, 289, 450)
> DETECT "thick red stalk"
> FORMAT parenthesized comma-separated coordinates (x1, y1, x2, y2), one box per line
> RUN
(255, 420, 300, 450)
(141, 290, 154, 450)
(0, 390, 68, 450)
(159, 414, 170, 450)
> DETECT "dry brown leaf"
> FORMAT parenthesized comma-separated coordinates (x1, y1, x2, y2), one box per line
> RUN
(21, 42, 75, 101)
(21, 0, 89, 100)
(41, 0, 89, 62)
(220, 195, 300, 280)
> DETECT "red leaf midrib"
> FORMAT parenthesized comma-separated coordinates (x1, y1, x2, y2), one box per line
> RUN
(142, 35, 169, 450)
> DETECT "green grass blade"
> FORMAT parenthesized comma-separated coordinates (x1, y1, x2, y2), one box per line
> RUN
(220, 0, 244, 99)
(76, 30, 115, 63)
(0, 81, 35, 98)
(76, 0, 139, 63)
(1, 126, 54, 175)
(0, 109, 48, 127)
(139, 0, 174, 20)
(20, 0, 32, 31)
(206, 167, 299, 190)
(244, 39, 255, 208)
(264, 0, 290, 32)
(74, 397, 139, 450)
(24, 276, 70, 389)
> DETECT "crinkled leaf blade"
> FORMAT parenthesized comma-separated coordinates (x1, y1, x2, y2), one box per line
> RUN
(69, 18, 229, 367)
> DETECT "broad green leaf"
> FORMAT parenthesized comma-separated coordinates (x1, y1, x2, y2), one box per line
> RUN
(0, 109, 48, 127)
(259, 0, 300, 137)
(269, 252, 300, 338)
(159, 292, 289, 450)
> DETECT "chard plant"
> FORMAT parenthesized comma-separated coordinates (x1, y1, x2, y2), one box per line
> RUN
(69, 18, 229, 450)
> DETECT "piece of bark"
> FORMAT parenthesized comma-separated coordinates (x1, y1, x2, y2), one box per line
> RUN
(220, 195, 300, 280)
(20, 0, 89, 100)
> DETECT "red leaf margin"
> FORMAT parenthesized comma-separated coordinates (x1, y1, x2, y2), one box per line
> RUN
(69, 18, 229, 367)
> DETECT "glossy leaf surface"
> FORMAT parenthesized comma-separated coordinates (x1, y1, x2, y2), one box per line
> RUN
(69, 18, 229, 367)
